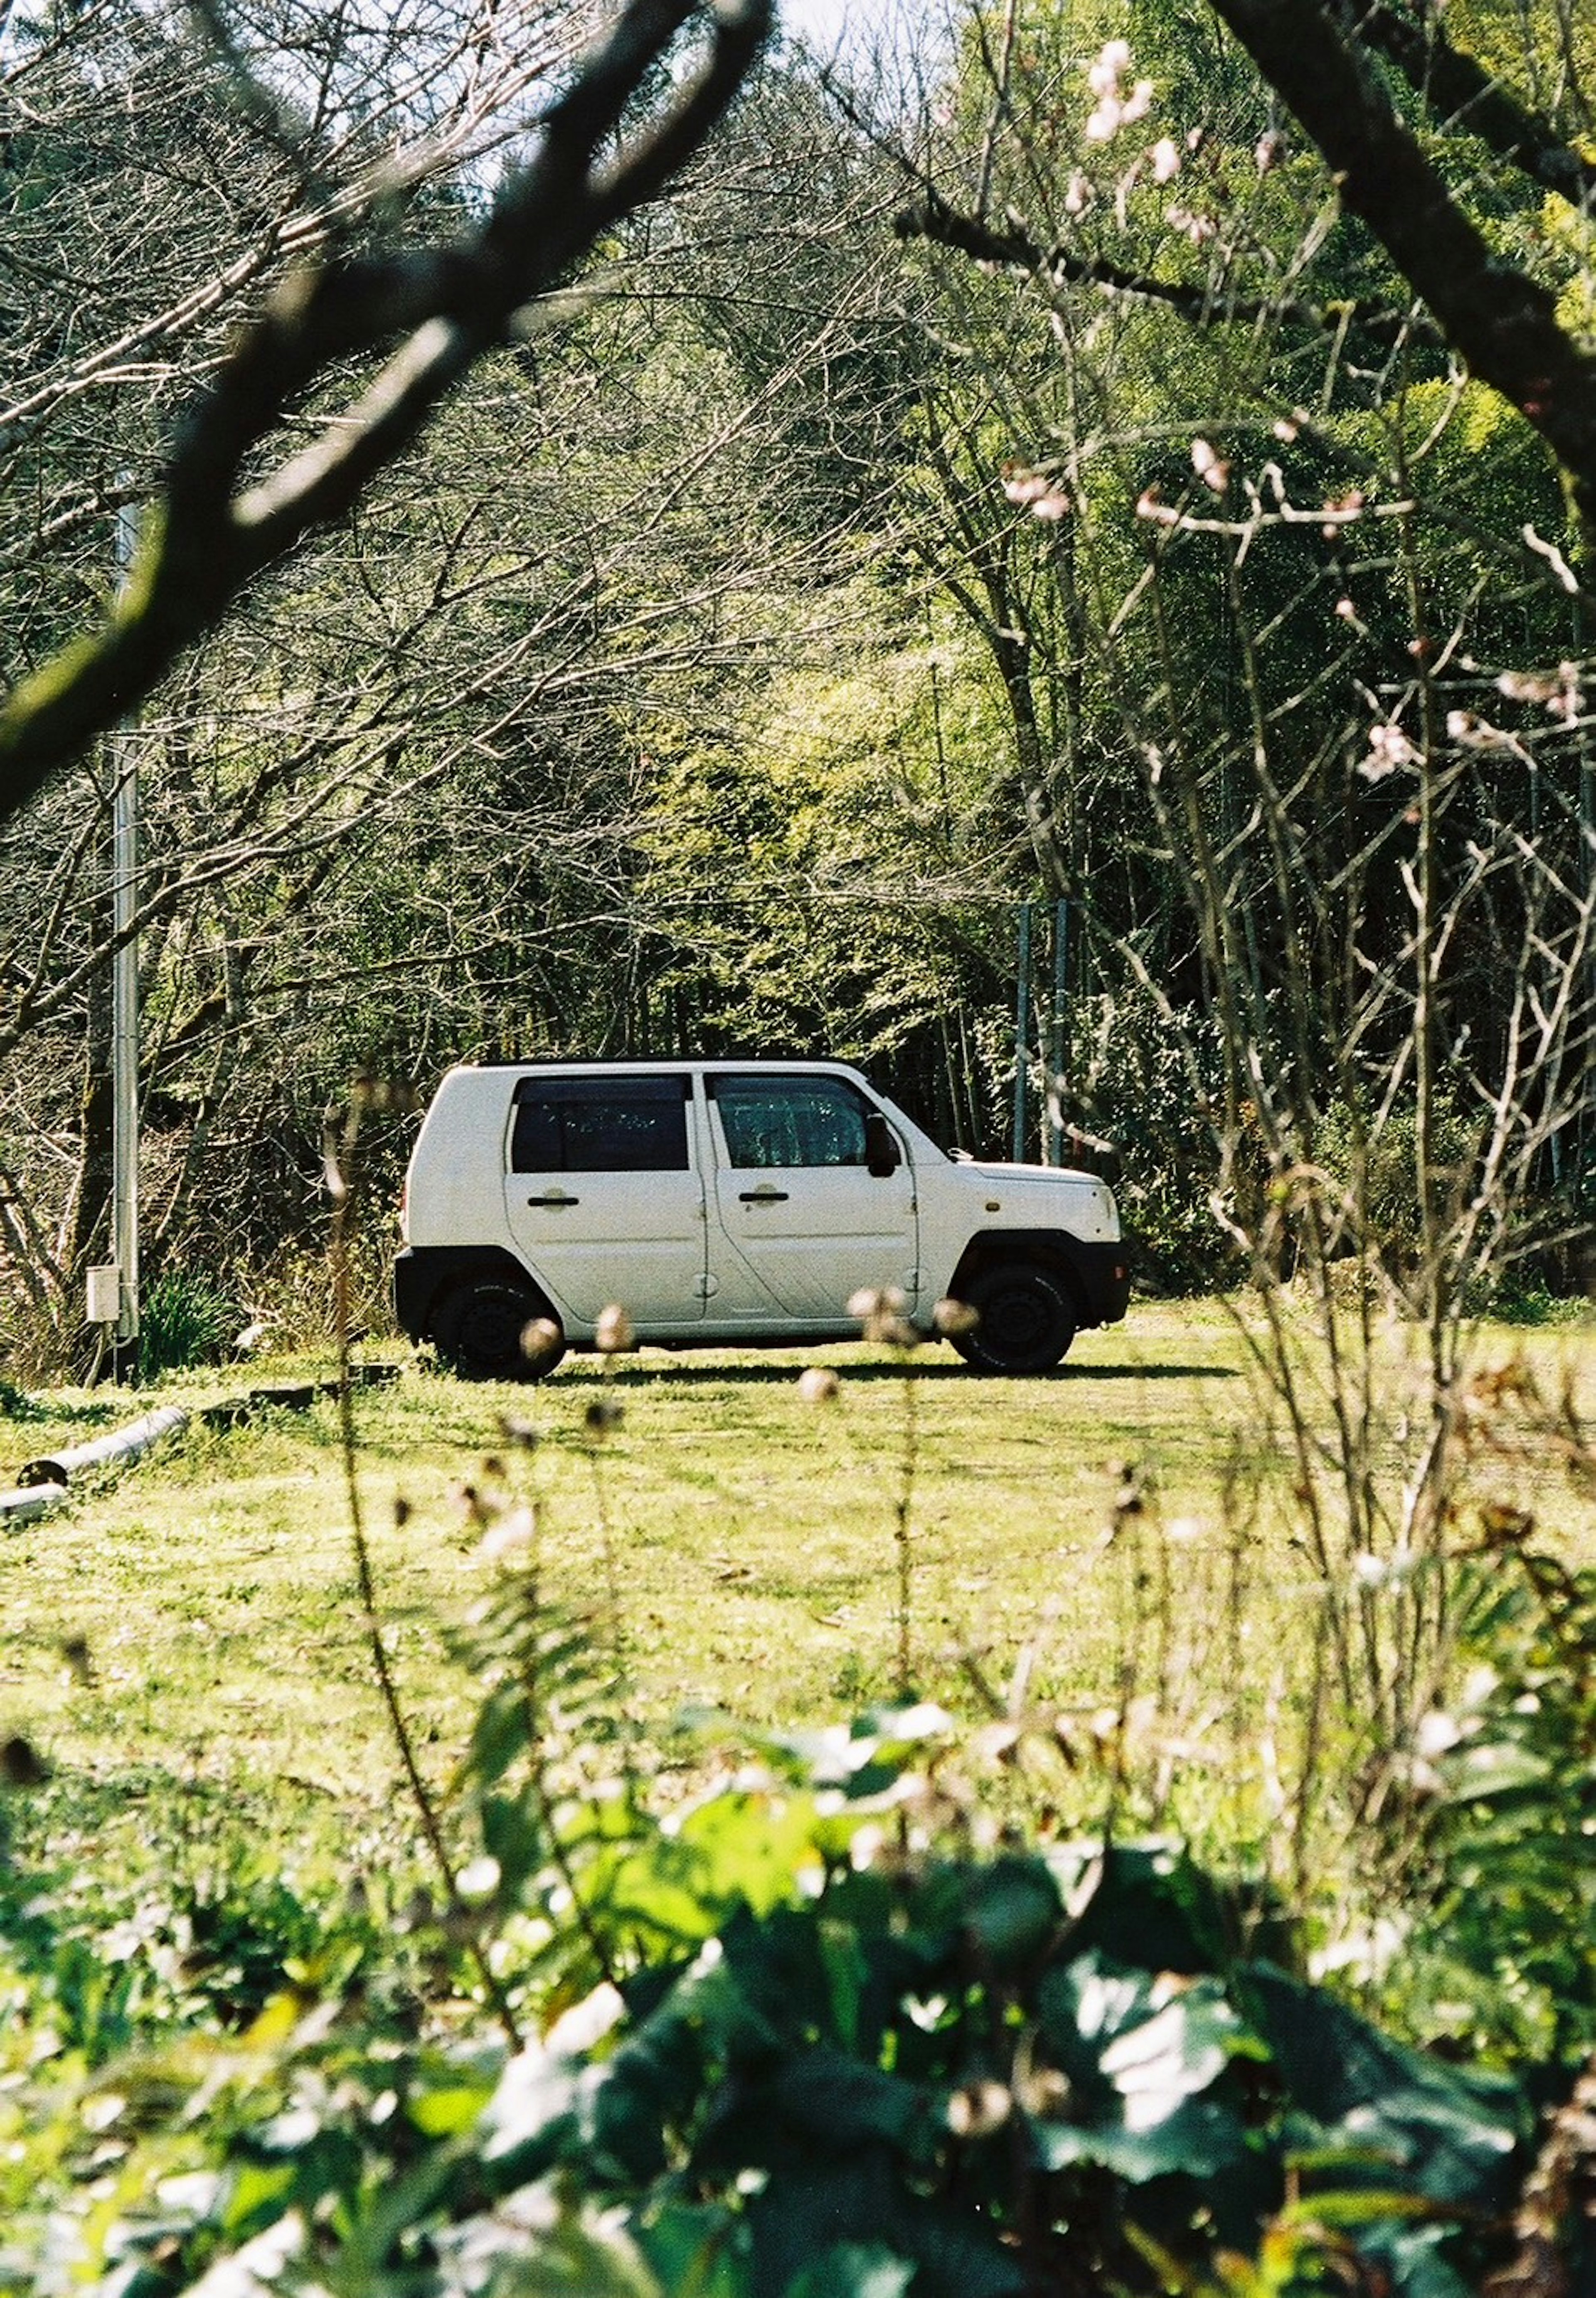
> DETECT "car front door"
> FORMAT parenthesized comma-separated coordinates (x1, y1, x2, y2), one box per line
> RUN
(704, 1073, 919, 1324)
(502, 1074, 707, 1330)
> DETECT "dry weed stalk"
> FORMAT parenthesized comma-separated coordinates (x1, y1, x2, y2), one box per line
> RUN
(325, 1073, 521, 2047)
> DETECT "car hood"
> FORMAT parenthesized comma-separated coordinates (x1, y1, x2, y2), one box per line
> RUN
(961, 1160, 1121, 1241)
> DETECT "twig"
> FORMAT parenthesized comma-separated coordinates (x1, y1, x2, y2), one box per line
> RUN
(326, 1084, 522, 2049)
(894, 1359, 919, 1700)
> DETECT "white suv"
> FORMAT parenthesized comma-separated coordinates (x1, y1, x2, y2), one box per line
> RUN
(394, 1059, 1130, 1377)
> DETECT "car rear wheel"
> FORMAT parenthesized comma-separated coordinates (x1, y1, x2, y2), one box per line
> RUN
(432, 1280, 564, 1382)
(952, 1263, 1075, 1375)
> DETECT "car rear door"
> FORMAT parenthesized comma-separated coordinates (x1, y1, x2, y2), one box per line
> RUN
(704, 1071, 919, 1324)
(502, 1073, 707, 1329)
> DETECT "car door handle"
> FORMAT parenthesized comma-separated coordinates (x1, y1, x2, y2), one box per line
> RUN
(527, 1190, 579, 1208)
(738, 1187, 789, 1204)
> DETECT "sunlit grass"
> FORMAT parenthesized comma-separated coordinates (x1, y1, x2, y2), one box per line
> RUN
(2, 1300, 1592, 1894)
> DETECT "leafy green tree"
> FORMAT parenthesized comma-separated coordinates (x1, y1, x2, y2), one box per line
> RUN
(875, 0, 1596, 1859)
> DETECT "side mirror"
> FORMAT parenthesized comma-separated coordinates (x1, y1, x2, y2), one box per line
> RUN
(864, 1111, 901, 1178)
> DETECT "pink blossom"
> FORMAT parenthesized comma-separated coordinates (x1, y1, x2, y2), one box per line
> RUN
(1084, 40, 1152, 142)
(1087, 39, 1131, 96)
(1002, 461, 1071, 519)
(1191, 437, 1230, 492)
(1167, 204, 1215, 244)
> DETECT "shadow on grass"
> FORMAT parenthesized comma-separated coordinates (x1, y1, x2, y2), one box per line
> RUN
(0, 1384, 121, 1427)
(579, 1358, 1241, 1388)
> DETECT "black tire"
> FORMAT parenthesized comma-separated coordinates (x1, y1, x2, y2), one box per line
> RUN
(431, 1280, 564, 1382)
(951, 1262, 1076, 1375)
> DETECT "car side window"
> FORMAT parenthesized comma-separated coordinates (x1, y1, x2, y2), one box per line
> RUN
(713, 1077, 871, 1169)
(510, 1078, 690, 1173)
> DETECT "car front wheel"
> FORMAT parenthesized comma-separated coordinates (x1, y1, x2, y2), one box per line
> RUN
(952, 1263, 1075, 1375)
(432, 1280, 564, 1382)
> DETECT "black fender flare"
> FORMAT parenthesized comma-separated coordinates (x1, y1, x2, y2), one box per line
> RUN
(947, 1229, 1130, 1331)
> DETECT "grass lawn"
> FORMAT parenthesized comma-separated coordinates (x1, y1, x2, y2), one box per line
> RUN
(3, 1299, 1593, 1891)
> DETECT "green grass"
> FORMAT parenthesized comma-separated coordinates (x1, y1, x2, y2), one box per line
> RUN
(2, 1300, 1593, 1894)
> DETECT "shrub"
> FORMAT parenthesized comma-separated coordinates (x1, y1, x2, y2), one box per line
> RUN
(0, 1688, 1554, 2298)
(136, 1268, 246, 1374)
(1394, 1518, 1596, 2072)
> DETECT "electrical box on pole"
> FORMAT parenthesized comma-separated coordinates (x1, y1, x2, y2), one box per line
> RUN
(86, 1264, 120, 1327)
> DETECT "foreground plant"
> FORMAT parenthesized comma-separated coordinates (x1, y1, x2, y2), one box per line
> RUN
(0, 1680, 1555, 2298)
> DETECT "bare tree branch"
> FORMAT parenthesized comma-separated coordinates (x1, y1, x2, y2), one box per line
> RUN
(1337, 0, 1596, 212)
(0, 0, 773, 830)
(892, 179, 1439, 351)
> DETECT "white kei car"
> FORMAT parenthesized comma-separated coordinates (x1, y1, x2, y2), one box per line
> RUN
(393, 1059, 1130, 1377)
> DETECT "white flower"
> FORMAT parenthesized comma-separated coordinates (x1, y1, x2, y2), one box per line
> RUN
(1495, 660, 1584, 720)
(1447, 710, 1521, 753)
(1084, 42, 1151, 139)
(1414, 1709, 1461, 1759)
(947, 2081, 1012, 2138)
(1310, 1915, 1407, 1985)
(544, 1980, 626, 2058)
(1495, 667, 1562, 705)
(1357, 722, 1419, 781)
(1002, 463, 1066, 510)
(456, 1855, 501, 1904)
(478, 1504, 537, 1562)
(1167, 204, 1215, 244)
(520, 1315, 562, 1365)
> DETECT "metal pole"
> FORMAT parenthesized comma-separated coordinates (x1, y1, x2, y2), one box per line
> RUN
(1013, 901, 1032, 1162)
(1049, 897, 1068, 1165)
(111, 499, 139, 1375)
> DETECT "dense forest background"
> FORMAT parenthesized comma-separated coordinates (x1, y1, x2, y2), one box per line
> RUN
(2, 0, 1594, 1360)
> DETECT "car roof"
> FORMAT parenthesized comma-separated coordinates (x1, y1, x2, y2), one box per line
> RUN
(466, 1058, 864, 1074)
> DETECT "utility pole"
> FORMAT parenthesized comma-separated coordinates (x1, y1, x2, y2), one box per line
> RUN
(1012, 900, 1032, 1161)
(109, 500, 140, 1377)
(1049, 897, 1068, 1165)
